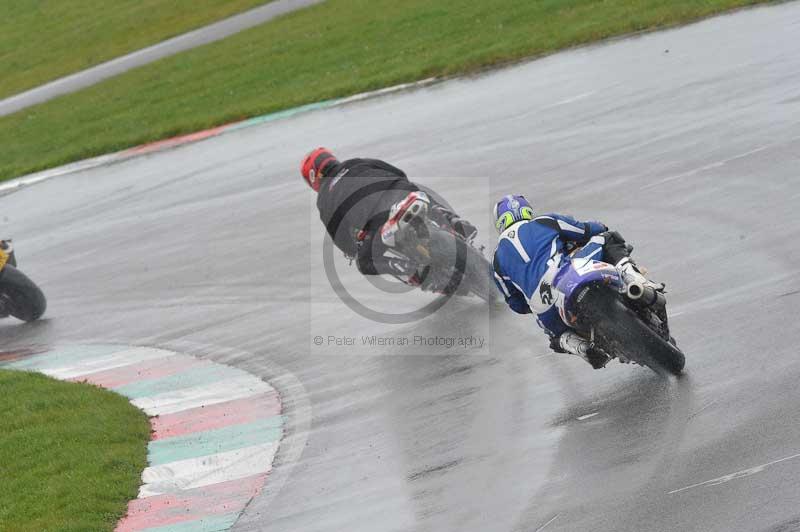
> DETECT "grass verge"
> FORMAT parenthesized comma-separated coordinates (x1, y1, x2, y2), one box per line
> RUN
(0, 0, 274, 99)
(0, 0, 777, 182)
(0, 369, 149, 532)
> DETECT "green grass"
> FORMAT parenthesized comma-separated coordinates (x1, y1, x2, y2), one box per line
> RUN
(0, 0, 274, 99)
(0, 369, 149, 532)
(0, 0, 776, 182)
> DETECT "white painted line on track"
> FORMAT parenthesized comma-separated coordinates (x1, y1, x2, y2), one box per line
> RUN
(132, 374, 275, 415)
(642, 134, 800, 190)
(335, 77, 438, 105)
(543, 91, 597, 109)
(668, 451, 800, 494)
(535, 513, 561, 532)
(642, 146, 768, 190)
(688, 399, 718, 420)
(577, 412, 599, 421)
(139, 441, 279, 497)
(0, 154, 118, 194)
(40, 347, 170, 379)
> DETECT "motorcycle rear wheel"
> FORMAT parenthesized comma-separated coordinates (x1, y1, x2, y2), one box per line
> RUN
(426, 227, 497, 303)
(579, 286, 684, 375)
(0, 265, 47, 322)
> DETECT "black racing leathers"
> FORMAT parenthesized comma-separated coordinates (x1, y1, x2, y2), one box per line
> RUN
(316, 158, 419, 270)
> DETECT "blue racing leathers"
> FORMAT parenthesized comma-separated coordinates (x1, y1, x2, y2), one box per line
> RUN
(493, 214, 607, 338)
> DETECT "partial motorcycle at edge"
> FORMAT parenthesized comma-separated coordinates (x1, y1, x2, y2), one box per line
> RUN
(0, 240, 47, 322)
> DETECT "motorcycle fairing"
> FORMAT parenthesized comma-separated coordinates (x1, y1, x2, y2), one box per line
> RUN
(553, 259, 623, 328)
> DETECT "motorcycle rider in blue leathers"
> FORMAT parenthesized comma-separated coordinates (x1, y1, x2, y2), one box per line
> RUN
(492, 195, 652, 369)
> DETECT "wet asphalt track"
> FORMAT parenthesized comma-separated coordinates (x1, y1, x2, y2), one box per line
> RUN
(2, 2, 800, 530)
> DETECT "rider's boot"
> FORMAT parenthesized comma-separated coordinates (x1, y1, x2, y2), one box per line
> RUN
(380, 192, 431, 248)
(431, 204, 477, 242)
(559, 331, 610, 369)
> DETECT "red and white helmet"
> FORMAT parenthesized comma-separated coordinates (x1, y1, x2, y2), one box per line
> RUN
(300, 147, 339, 192)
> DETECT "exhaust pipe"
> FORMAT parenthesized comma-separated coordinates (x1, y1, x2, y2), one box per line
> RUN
(626, 281, 665, 307)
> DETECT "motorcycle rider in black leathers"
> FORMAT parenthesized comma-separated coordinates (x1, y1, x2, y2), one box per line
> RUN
(301, 147, 477, 287)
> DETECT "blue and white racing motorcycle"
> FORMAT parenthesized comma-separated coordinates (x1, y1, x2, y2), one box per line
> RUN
(550, 254, 684, 375)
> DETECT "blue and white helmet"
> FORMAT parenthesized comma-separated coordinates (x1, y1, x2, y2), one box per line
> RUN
(493, 194, 534, 234)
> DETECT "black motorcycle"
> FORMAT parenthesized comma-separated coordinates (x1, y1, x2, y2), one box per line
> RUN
(0, 240, 47, 322)
(384, 188, 497, 303)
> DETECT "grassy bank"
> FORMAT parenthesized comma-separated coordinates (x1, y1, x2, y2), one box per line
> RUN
(0, 0, 776, 181)
(0, 0, 273, 99)
(0, 369, 149, 532)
